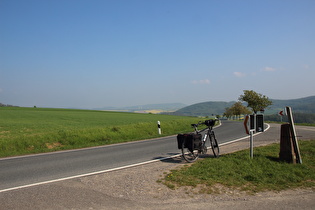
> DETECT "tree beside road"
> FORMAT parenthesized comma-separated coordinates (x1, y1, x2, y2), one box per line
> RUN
(239, 90, 273, 113)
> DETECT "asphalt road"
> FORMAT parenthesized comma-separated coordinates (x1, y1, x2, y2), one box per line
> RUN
(0, 120, 247, 192)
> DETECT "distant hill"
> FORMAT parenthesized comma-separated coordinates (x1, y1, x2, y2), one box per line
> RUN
(268, 96, 315, 114)
(96, 103, 187, 113)
(171, 101, 236, 116)
(171, 96, 315, 117)
(265, 96, 315, 123)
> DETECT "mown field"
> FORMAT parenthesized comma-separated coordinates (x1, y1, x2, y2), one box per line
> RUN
(0, 107, 201, 157)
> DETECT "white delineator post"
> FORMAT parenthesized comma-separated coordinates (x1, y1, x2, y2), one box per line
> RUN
(157, 121, 161, 135)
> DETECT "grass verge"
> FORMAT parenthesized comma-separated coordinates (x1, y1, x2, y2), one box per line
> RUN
(162, 140, 315, 193)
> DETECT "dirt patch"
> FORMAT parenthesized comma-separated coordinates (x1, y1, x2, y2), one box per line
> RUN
(0, 130, 10, 134)
(45, 142, 63, 149)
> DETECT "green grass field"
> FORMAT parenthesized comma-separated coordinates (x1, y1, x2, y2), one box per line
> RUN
(162, 140, 315, 193)
(0, 107, 201, 157)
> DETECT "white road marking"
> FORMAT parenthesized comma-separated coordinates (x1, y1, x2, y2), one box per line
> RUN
(0, 158, 169, 193)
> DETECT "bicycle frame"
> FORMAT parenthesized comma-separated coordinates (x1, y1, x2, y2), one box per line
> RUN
(194, 124, 211, 150)
(192, 122, 211, 138)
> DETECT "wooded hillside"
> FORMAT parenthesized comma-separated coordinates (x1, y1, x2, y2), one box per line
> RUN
(170, 96, 315, 123)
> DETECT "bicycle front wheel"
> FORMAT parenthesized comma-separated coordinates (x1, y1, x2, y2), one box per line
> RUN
(210, 131, 220, 157)
(181, 142, 199, 162)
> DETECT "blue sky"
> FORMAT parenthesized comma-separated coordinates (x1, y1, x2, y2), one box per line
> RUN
(1, 0, 314, 109)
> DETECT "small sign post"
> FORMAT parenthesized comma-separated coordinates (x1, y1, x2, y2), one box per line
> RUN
(244, 115, 254, 158)
(278, 110, 285, 122)
(250, 129, 255, 159)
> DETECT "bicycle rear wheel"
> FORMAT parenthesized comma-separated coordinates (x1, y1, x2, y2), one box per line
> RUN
(181, 141, 199, 162)
(210, 131, 220, 157)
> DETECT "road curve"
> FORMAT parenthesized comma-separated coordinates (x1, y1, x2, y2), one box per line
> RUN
(0, 120, 249, 192)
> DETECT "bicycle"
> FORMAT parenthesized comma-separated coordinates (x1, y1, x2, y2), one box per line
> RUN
(177, 119, 220, 162)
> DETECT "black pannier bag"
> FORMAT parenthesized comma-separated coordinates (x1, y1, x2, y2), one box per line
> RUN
(177, 133, 202, 151)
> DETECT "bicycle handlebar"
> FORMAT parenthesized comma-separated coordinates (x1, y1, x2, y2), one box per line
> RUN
(191, 119, 217, 128)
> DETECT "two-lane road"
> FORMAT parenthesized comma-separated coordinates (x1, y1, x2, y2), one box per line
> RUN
(0, 120, 248, 192)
